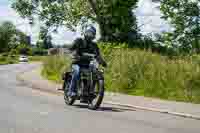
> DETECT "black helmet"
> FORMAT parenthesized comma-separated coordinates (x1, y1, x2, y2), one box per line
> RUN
(84, 26, 96, 41)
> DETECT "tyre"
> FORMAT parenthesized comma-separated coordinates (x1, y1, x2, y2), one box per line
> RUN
(63, 78, 76, 105)
(88, 79, 104, 110)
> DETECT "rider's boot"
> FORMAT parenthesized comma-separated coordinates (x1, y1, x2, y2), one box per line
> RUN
(67, 91, 77, 97)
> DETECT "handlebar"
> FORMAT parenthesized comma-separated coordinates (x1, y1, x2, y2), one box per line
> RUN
(82, 53, 96, 58)
(71, 53, 97, 61)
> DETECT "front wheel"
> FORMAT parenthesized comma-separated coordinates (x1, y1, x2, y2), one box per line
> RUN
(88, 79, 104, 110)
(63, 79, 76, 105)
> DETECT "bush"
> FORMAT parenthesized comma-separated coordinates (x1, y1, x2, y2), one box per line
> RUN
(16, 44, 32, 55)
(0, 54, 18, 65)
(1, 53, 9, 57)
(0, 55, 6, 64)
(9, 49, 18, 55)
(32, 48, 48, 56)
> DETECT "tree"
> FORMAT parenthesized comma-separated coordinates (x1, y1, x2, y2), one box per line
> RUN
(12, 0, 139, 42)
(43, 35, 53, 49)
(160, 0, 200, 53)
(38, 26, 53, 49)
(0, 21, 16, 52)
(0, 21, 29, 53)
(17, 44, 31, 55)
(9, 30, 29, 49)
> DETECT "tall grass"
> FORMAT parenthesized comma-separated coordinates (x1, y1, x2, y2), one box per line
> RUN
(41, 55, 71, 83)
(99, 44, 200, 103)
(42, 43, 200, 103)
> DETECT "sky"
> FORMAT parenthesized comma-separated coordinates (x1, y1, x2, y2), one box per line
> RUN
(0, 0, 170, 45)
(136, 0, 171, 34)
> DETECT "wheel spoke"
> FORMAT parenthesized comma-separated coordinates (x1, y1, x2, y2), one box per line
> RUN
(64, 79, 76, 105)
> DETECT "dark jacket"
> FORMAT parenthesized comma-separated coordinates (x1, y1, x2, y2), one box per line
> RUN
(69, 38, 106, 66)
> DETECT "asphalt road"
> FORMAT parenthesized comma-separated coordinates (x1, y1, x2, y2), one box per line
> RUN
(0, 63, 199, 133)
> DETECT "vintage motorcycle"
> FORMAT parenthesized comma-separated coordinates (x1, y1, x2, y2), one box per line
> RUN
(62, 53, 105, 110)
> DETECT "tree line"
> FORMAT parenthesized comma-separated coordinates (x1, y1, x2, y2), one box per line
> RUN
(0, 21, 53, 56)
(10, 0, 200, 56)
(0, 21, 28, 53)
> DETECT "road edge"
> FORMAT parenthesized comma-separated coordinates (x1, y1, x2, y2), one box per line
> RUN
(104, 101, 200, 120)
(16, 66, 200, 120)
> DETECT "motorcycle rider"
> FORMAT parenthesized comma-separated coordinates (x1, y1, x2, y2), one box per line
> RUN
(68, 26, 107, 97)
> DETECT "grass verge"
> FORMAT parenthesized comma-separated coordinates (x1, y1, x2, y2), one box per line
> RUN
(41, 44, 200, 104)
(41, 55, 71, 83)
(0, 55, 18, 65)
(29, 56, 47, 62)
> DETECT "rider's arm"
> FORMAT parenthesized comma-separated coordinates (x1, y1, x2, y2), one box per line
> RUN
(95, 44, 107, 67)
(69, 38, 82, 51)
(68, 38, 82, 60)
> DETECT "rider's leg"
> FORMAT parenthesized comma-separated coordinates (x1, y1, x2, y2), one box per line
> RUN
(68, 64, 80, 96)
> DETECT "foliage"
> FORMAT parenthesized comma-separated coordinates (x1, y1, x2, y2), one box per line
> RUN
(42, 43, 200, 103)
(32, 47, 48, 56)
(0, 21, 16, 52)
(0, 21, 29, 53)
(9, 49, 18, 55)
(12, 0, 139, 42)
(0, 54, 19, 65)
(99, 43, 200, 103)
(160, 0, 200, 53)
(38, 26, 53, 49)
(42, 55, 71, 83)
(16, 44, 32, 55)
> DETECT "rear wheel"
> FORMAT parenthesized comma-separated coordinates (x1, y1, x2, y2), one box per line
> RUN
(63, 78, 76, 105)
(88, 79, 104, 110)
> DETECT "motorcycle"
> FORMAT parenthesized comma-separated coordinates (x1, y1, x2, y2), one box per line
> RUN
(62, 53, 105, 110)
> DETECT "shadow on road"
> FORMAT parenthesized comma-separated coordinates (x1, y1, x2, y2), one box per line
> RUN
(74, 104, 136, 113)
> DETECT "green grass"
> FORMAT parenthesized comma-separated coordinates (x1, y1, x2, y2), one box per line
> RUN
(0, 54, 19, 65)
(0, 56, 6, 65)
(29, 56, 47, 62)
(0, 54, 45, 65)
(41, 43, 200, 104)
(41, 55, 71, 83)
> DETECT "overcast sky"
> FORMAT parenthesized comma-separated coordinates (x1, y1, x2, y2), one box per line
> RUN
(0, 0, 170, 45)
